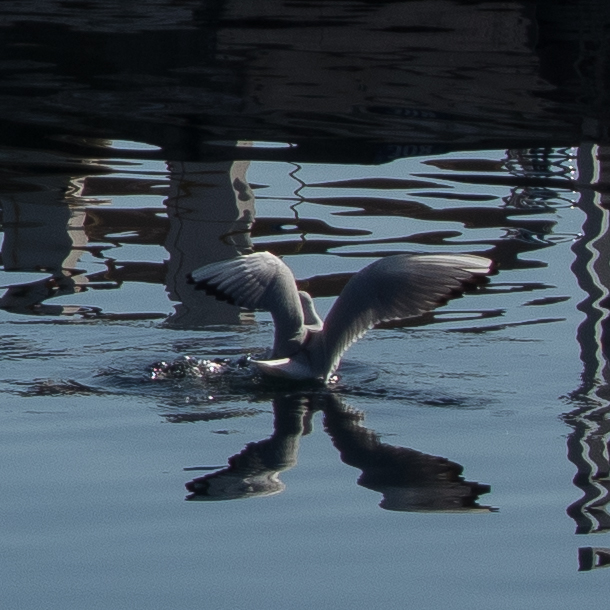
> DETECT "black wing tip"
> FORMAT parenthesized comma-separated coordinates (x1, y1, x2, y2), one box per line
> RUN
(462, 273, 491, 292)
(436, 270, 494, 306)
(455, 257, 497, 293)
(186, 275, 237, 305)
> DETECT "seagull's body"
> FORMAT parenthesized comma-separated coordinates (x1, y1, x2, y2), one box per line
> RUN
(188, 251, 493, 383)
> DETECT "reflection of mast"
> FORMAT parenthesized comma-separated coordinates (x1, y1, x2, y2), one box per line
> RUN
(565, 410, 610, 534)
(570, 144, 610, 397)
(564, 143, 610, 534)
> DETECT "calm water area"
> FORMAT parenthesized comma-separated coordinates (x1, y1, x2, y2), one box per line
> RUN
(2, 2, 610, 608)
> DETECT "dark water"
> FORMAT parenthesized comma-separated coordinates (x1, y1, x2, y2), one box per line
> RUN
(2, 2, 610, 609)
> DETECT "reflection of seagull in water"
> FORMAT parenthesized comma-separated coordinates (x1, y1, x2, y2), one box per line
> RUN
(188, 251, 492, 383)
(185, 393, 494, 512)
(319, 395, 493, 512)
(185, 395, 310, 501)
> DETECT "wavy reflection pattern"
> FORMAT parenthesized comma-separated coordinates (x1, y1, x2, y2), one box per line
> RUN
(554, 143, 610, 569)
(0, 144, 577, 327)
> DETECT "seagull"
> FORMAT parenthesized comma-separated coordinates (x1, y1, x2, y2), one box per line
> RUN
(187, 251, 493, 383)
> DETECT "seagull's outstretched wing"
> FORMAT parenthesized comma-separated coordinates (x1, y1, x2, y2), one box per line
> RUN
(319, 254, 493, 378)
(188, 252, 307, 358)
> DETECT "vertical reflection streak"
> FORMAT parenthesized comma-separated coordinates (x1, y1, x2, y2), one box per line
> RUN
(571, 144, 606, 396)
(565, 143, 610, 535)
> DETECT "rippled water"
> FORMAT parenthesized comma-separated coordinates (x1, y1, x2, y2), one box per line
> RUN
(3, 2, 610, 609)
(1, 143, 606, 609)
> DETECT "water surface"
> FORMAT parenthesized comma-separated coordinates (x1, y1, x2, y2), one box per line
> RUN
(2, 2, 610, 609)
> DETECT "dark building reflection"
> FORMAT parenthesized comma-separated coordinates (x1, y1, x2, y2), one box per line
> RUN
(0, 1, 609, 160)
(185, 392, 494, 513)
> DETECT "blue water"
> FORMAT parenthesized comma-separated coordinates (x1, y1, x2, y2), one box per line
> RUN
(3, 2, 610, 607)
(1, 145, 609, 609)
